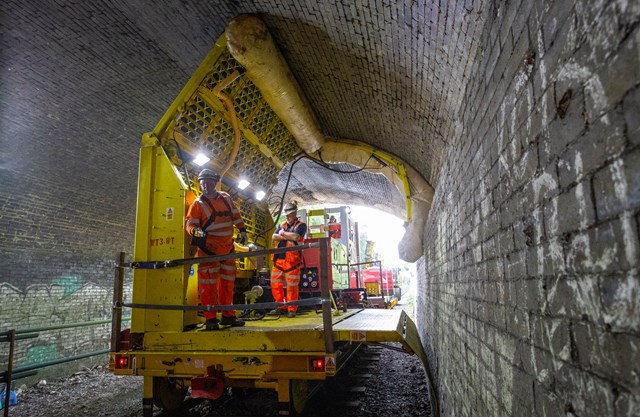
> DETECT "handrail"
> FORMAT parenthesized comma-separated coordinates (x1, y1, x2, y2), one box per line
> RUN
(0, 349, 110, 384)
(123, 241, 320, 269)
(111, 238, 336, 353)
(1, 317, 131, 338)
(1, 314, 132, 412)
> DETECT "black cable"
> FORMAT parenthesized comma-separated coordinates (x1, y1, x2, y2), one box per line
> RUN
(307, 150, 382, 174)
(266, 151, 382, 226)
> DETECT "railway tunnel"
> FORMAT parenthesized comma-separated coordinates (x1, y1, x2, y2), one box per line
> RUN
(1, 1, 639, 417)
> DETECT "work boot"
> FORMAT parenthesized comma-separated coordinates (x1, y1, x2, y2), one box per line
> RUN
(287, 311, 296, 318)
(267, 309, 283, 316)
(220, 316, 245, 327)
(205, 318, 219, 331)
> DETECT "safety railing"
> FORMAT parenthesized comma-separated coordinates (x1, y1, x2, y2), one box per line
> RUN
(344, 260, 387, 308)
(111, 238, 335, 353)
(1, 317, 130, 417)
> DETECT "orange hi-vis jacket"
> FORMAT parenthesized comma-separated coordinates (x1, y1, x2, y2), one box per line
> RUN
(328, 222, 341, 238)
(185, 192, 245, 255)
(272, 219, 305, 271)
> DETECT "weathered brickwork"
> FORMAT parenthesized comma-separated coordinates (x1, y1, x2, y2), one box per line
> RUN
(420, 1, 640, 416)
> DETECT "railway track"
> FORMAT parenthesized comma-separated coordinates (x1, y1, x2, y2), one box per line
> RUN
(6, 341, 430, 417)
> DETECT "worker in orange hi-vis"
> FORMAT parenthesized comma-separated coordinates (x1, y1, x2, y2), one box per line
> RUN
(268, 201, 307, 318)
(328, 215, 341, 239)
(185, 168, 248, 330)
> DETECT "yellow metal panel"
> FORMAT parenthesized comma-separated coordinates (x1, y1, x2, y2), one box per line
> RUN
(150, 33, 299, 198)
(152, 37, 229, 139)
(116, 351, 329, 382)
(118, 309, 434, 398)
(332, 308, 405, 343)
(132, 142, 191, 333)
(143, 327, 327, 353)
(139, 309, 410, 354)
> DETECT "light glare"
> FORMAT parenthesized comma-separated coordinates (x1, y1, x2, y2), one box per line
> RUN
(255, 190, 266, 201)
(238, 179, 250, 190)
(193, 153, 210, 166)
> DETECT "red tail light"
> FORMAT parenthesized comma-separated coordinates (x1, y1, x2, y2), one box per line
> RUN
(115, 355, 129, 369)
(310, 358, 324, 371)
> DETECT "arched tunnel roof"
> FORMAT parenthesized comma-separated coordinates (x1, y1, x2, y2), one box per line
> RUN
(2, 1, 484, 261)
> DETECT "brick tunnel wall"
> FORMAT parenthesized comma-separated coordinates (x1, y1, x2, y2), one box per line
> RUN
(419, 1, 639, 416)
(0, 153, 136, 381)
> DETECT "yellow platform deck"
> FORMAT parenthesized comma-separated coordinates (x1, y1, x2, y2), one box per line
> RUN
(141, 308, 409, 354)
(111, 306, 434, 416)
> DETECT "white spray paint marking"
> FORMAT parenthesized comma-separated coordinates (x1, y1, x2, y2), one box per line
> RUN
(569, 231, 617, 272)
(531, 172, 566, 312)
(532, 172, 558, 210)
(603, 271, 640, 329)
(508, 68, 532, 164)
(585, 76, 610, 124)
(574, 153, 590, 230)
(557, 61, 609, 124)
(610, 158, 640, 270)
(548, 318, 571, 360)
(537, 28, 549, 128)
(525, 84, 533, 135)
(567, 275, 602, 321)
(499, 101, 507, 152)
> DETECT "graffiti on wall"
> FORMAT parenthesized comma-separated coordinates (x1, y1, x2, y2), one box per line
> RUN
(0, 278, 132, 370)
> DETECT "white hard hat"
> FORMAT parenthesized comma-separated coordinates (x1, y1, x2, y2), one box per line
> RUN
(198, 169, 220, 181)
(283, 202, 297, 215)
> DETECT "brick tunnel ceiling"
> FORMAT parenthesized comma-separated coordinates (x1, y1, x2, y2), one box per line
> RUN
(3, 1, 483, 217)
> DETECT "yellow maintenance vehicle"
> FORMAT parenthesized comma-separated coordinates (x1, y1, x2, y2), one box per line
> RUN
(108, 18, 435, 417)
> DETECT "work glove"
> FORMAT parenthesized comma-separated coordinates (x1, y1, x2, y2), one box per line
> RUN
(237, 230, 248, 245)
(192, 228, 206, 237)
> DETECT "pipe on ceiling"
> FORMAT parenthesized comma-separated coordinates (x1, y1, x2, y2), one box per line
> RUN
(319, 140, 434, 263)
(225, 14, 325, 153)
(225, 15, 432, 263)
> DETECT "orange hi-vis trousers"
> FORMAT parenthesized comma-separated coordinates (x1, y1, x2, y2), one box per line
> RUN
(271, 259, 301, 313)
(198, 258, 237, 320)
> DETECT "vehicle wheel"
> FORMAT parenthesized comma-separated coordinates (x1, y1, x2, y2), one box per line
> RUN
(152, 377, 187, 411)
(290, 379, 308, 415)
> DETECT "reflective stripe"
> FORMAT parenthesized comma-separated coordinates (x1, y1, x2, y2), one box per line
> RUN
(192, 197, 244, 232)
(196, 199, 213, 219)
(271, 269, 284, 284)
(221, 263, 235, 271)
(208, 230, 234, 237)
(206, 221, 234, 230)
(220, 274, 235, 282)
(186, 194, 245, 246)
(199, 278, 217, 284)
(285, 273, 300, 280)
